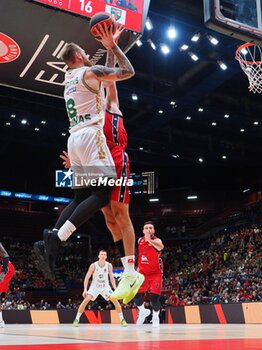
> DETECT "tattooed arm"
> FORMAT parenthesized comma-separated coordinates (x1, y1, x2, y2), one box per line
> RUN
(105, 49, 121, 113)
(89, 47, 134, 82)
(106, 47, 116, 68)
(85, 23, 134, 83)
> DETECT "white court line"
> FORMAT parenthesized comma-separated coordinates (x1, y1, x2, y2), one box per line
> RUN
(20, 34, 50, 77)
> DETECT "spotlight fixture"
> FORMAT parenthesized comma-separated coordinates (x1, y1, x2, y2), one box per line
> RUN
(187, 195, 198, 199)
(21, 119, 27, 125)
(189, 52, 199, 61)
(224, 114, 230, 118)
(41, 120, 46, 124)
(191, 33, 201, 42)
(208, 35, 219, 45)
(161, 44, 170, 55)
(34, 128, 39, 131)
(10, 114, 16, 118)
(132, 93, 138, 101)
(158, 110, 164, 114)
(61, 133, 66, 136)
(167, 26, 177, 39)
(145, 17, 153, 31)
(198, 158, 203, 163)
(241, 47, 248, 55)
(240, 129, 245, 132)
(148, 39, 156, 50)
(180, 44, 189, 51)
(170, 101, 176, 105)
(211, 122, 217, 126)
(222, 155, 227, 159)
(243, 189, 250, 193)
(136, 39, 143, 47)
(139, 147, 144, 151)
(6, 122, 11, 126)
(254, 121, 259, 125)
(186, 116, 191, 120)
(172, 154, 180, 158)
(149, 198, 159, 202)
(198, 107, 204, 112)
(218, 61, 228, 70)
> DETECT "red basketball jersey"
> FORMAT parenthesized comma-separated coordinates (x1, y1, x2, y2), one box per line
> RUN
(103, 110, 128, 150)
(137, 236, 162, 275)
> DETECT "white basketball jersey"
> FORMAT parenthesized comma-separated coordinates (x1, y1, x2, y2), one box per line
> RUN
(64, 66, 105, 133)
(91, 261, 110, 290)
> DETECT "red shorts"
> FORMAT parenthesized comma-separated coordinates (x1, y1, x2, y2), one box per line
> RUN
(138, 272, 162, 295)
(0, 262, 15, 293)
(110, 146, 130, 204)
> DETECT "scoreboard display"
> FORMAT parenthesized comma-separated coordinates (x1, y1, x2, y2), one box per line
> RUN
(32, 0, 145, 32)
(130, 171, 155, 195)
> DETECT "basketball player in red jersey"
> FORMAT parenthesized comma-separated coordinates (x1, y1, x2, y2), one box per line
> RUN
(0, 242, 15, 328)
(134, 221, 164, 327)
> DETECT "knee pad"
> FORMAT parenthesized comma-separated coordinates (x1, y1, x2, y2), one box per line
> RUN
(150, 293, 161, 311)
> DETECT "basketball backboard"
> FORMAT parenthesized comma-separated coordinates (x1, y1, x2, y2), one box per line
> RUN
(0, 0, 150, 98)
(204, 0, 262, 44)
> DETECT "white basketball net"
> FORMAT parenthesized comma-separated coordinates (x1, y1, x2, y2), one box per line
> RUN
(236, 44, 262, 94)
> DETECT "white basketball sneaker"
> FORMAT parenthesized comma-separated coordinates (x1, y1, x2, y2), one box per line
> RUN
(152, 316, 160, 328)
(136, 308, 151, 325)
(0, 320, 5, 328)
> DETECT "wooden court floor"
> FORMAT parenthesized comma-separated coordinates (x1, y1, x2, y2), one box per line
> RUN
(1, 324, 262, 350)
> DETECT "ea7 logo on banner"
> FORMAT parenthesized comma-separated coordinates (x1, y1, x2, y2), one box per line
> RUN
(105, 5, 126, 25)
(0, 33, 21, 63)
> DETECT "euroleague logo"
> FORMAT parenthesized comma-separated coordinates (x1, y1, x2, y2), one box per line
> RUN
(0, 33, 21, 63)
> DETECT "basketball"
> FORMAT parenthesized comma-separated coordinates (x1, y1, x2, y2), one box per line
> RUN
(90, 12, 116, 38)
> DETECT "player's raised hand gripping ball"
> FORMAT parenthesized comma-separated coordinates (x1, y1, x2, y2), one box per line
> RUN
(90, 12, 116, 38)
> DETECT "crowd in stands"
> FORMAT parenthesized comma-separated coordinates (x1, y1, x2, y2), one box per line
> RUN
(1, 224, 261, 310)
(163, 225, 262, 306)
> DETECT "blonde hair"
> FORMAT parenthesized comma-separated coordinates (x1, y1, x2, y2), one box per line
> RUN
(60, 43, 82, 64)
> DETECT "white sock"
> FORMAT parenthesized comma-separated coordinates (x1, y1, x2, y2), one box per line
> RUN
(153, 310, 159, 318)
(75, 312, 82, 321)
(58, 220, 76, 241)
(0, 311, 3, 322)
(138, 303, 145, 312)
(121, 255, 136, 276)
(118, 312, 124, 321)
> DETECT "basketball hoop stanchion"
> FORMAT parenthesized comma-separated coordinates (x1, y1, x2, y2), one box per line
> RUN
(235, 43, 262, 94)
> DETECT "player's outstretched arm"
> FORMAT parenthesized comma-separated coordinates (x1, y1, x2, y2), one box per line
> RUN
(88, 23, 134, 82)
(82, 263, 95, 298)
(108, 263, 117, 290)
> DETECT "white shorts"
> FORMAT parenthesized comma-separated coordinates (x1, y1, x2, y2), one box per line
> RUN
(68, 126, 116, 188)
(87, 285, 113, 301)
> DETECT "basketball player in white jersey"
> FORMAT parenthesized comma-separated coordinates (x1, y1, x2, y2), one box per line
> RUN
(73, 250, 127, 327)
(59, 28, 144, 304)
(35, 25, 144, 303)
(35, 24, 135, 271)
